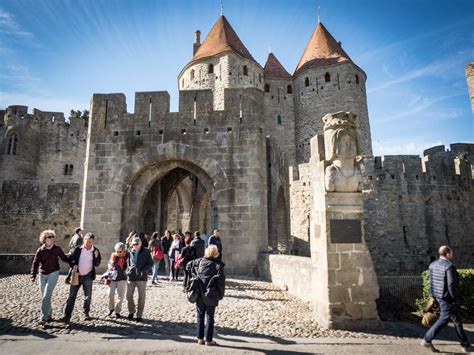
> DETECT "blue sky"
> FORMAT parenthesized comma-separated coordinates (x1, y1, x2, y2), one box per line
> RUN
(0, 0, 473, 156)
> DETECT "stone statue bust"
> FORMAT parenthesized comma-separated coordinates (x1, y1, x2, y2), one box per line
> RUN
(322, 111, 363, 192)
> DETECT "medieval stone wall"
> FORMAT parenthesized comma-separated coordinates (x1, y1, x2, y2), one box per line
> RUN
(0, 180, 82, 253)
(289, 164, 312, 256)
(362, 146, 474, 276)
(0, 107, 87, 253)
(293, 62, 372, 164)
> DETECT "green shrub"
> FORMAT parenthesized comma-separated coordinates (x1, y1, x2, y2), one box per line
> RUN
(416, 268, 474, 318)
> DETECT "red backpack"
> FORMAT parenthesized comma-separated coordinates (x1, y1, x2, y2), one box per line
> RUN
(152, 246, 164, 261)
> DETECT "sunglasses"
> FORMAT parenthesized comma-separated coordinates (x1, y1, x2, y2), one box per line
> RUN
(46, 236, 55, 239)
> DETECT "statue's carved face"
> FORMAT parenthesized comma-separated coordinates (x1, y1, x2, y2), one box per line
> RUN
(335, 131, 357, 159)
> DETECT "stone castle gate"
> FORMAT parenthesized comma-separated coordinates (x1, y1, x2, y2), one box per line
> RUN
(80, 89, 272, 275)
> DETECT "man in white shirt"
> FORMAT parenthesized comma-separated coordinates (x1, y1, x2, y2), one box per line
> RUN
(62, 233, 101, 323)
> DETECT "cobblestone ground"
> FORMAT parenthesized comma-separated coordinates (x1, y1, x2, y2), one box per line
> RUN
(0, 274, 418, 339)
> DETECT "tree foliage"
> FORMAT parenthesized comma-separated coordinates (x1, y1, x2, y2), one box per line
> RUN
(69, 109, 89, 126)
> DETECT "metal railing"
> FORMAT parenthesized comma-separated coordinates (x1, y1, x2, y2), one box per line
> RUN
(378, 275, 423, 312)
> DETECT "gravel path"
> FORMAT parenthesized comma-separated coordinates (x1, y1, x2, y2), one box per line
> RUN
(0, 274, 419, 339)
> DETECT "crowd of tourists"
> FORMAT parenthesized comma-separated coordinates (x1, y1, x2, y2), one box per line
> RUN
(29, 227, 472, 351)
(30, 227, 225, 346)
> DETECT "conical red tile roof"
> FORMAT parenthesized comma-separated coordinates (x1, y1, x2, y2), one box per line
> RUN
(192, 15, 256, 63)
(264, 52, 291, 79)
(294, 22, 352, 76)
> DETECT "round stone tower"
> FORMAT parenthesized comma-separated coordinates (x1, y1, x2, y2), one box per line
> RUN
(293, 21, 373, 163)
(178, 15, 264, 110)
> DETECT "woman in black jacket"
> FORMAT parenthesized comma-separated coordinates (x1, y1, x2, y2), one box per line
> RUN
(186, 244, 225, 346)
(179, 232, 196, 291)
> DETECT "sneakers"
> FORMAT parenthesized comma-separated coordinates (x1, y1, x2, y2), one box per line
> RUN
(197, 339, 205, 345)
(115, 313, 121, 319)
(151, 281, 157, 285)
(420, 339, 436, 352)
(461, 345, 472, 353)
(205, 341, 218, 346)
(127, 313, 134, 320)
(136, 317, 143, 322)
(84, 312, 92, 321)
(107, 309, 114, 317)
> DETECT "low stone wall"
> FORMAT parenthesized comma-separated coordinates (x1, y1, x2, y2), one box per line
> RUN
(0, 254, 69, 274)
(258, 253, 313, 303)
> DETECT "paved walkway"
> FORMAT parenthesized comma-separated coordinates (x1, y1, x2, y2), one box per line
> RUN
(0, 274, 472, 353)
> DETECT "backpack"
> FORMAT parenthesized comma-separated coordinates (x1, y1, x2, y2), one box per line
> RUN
(152, 246, 164, 261)
(186, 260, 202, 303)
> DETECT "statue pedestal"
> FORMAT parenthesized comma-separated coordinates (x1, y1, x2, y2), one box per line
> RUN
(310, 163, 382, 329)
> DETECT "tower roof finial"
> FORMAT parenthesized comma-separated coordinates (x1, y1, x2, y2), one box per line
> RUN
(269, 43, 272, 53)
(317, 5, 321, 23)
(221, 0, 224, 16)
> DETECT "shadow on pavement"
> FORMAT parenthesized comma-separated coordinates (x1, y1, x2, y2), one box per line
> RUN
(0, 317, 56, 339)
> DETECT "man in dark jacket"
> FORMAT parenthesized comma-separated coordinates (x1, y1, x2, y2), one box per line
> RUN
(421, 246, 471, 352)
(126, 237, 153, 322)
(62, 233, 101, 323)
(68, 227, 83, 253)
(190, 231, 205, 259)
(208, 229, 222, 261)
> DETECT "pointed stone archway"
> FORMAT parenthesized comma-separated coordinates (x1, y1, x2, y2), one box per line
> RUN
(121, 160, 215, 240)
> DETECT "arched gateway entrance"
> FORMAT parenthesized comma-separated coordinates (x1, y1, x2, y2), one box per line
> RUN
(121, 160, 214, 239)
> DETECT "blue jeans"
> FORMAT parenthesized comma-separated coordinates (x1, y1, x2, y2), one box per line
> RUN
(38, 271, 59, 321)
(151, 260, 160, 282)
(196, 301, 216, 341)
(64, 273, 93, 319)
(424, 299, 470, 347)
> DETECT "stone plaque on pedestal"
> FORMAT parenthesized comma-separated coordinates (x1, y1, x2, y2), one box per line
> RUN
(330, 219, 362, 243)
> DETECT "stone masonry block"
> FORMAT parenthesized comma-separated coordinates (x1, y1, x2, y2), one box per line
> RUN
(328, 286, 351, 303)
(336, 269, 360, 286)
(350, 286, 379, 303)
(327, 253, 340, 269)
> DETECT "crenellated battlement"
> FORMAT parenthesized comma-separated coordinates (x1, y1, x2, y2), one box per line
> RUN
(362, 148, 473, 188)
(89, 87, 265, 133)
(2, 105, 88, 132)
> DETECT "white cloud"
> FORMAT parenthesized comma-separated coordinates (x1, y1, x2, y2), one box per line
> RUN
(374, 92, 465, 123)
(358, 16, 474, 64)
(367, 59, 461, 94)
(0, 10, 32, 37)
(373, 140, 445, 156)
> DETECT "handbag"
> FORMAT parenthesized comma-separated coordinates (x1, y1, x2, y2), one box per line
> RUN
(421, 297, 439, 327)
(152, 246, 164, 261)
(422, 311, 438, 327)
(174, 256, 185, 270)
(71, 266, 79, 286)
